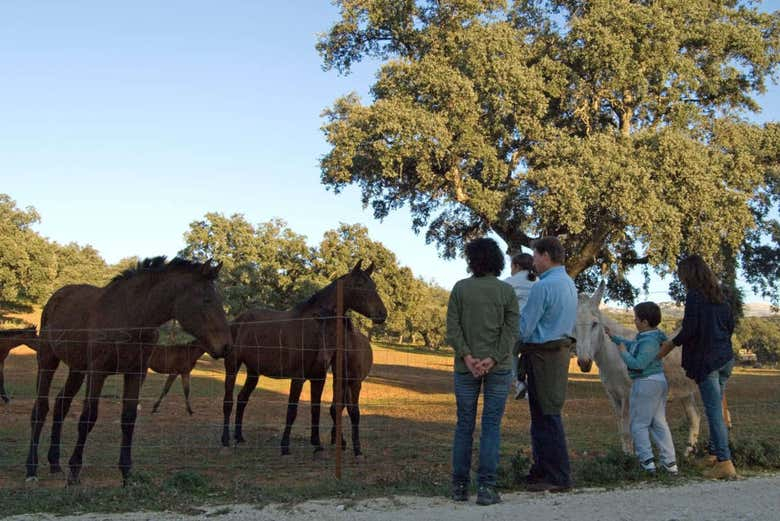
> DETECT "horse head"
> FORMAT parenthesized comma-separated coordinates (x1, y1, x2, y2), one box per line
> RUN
(171, 259, 232, 359)
(573, 281, 606, 373)
(342, 260, 388, 324)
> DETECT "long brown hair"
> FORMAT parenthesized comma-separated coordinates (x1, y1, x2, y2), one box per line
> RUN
(677, 255, 725, 304)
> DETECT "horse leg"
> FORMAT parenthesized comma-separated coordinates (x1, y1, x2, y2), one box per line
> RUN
(48, 369, 85, 473)
(329, 387, 347, 450)
(221, 363, 237, 447)
(182, 373, 194, 415)
(67, 371, 108, 485)
(0, 361, 8, 403)
(118, 373, 143, 486)
(722, 393, 732, 429)
(681, 392, 701, 456)
(620, 397, 633, 454)
(26, 356, 59, 480)
(347, 381, 363, 458)
(152, 374, 177, 414)
(309, 377, 325, 453)
(234, 371, 259, 445)
(281, 379, 304, 455)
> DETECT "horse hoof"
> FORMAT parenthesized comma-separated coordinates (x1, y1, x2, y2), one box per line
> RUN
(24, 476, 39, 484)
(66, 475, 80, 487)
(50, 465, 62, 474)
(354, 453, 364, 463)
(684, 445, 696, 457)
(281, 448, 291, 456)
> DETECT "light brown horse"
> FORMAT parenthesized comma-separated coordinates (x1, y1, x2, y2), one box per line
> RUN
(222, 261, 387, 455)
(0, 327, 38, 403)
(27, 257, 231, 485)
(329, 318, 373, 457)
(148, 340, 206, 415)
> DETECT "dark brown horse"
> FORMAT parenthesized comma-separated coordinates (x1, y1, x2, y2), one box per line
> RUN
(329, 319, 373, 457)
(27, 257, 231, 485)
(0, 327, 38, 403)
(148, 340, 206, 415)
(222, 261, 386, 455)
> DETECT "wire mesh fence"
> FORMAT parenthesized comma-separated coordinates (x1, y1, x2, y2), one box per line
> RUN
(1, 316, 779, 492)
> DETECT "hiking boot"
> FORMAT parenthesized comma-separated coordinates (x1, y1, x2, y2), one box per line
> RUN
(476, 485, 501, 505)
(525, 481, 571, 493)
(703, 459, 737, 480)
(693, 454, 717, 468)
(660, 461, 679, 475)
(641, 458, 657, 473)
(451, 482, 469, 502)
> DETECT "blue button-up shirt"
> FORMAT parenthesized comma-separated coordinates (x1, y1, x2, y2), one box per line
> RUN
(519, 265, 577, 344)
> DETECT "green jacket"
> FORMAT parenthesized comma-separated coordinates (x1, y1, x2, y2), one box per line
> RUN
(446, 275, 519, 373)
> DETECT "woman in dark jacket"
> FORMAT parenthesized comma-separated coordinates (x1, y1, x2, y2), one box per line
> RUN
(659, 255, 736, 479)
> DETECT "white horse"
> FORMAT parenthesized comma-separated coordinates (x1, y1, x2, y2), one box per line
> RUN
(573, 283, 701, 455)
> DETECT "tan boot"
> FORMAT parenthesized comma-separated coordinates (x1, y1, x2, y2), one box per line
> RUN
(693, 455, 717, 468)
(703, 459, 737, 480)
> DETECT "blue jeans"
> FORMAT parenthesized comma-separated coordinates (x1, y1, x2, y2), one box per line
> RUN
(452, 369, 511, 487)
(527, 357, 572, 487)
(630, 378, 676, 466)
(698, 359, 734, 461)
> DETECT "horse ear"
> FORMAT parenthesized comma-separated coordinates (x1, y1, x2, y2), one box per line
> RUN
(590, 280, 606, 309)
(352, 260, 363, 273)
(212, 261, 223, 277)
(365, 262, 375, 277)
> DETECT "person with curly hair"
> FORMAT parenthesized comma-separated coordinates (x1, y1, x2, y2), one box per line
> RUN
(446, 237, 519, 506)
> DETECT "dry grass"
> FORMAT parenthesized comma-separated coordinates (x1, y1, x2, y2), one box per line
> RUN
(0, 333, 778, 514)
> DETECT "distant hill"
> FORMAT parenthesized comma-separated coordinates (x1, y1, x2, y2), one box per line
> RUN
(603, 302, 778, 319)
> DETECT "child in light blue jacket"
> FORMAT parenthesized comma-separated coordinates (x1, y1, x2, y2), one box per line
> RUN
(606, 302, 678, 474)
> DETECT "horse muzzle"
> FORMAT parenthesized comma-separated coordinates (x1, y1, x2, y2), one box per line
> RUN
(577, 358, 593, 373)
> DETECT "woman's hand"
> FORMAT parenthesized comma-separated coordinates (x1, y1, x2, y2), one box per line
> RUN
(475, 357, 496, 375)
(463, 354, 483, 378)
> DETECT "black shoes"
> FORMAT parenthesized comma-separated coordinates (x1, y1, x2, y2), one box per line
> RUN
(451, 482, 469, 502)
(476, 485, 502, 506)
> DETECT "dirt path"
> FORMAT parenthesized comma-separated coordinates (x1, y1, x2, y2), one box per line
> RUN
(7, 474, 779, 521)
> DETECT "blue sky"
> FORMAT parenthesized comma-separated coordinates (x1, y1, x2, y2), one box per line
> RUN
(1, 1, 778, 303)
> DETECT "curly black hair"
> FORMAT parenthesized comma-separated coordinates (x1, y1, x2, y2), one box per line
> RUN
(465, 238, 505, 277)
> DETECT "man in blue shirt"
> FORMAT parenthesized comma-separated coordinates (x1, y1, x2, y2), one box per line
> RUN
(518, 236, 577, 492)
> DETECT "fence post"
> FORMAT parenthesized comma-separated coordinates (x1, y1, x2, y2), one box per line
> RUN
(335, 279, 344, 479)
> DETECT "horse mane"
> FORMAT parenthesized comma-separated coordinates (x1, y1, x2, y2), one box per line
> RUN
(598, 312, 635, 339)
(293, 278, 338, 313)
(110, 256, 216, 285)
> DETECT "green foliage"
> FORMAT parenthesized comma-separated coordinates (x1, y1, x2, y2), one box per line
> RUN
(318, 0, 780, 304)
(52, 242, 112, 288)
(735, 317, 780, 363)
(729, 437, 780, 469)
(164, 471, 211, 495)
(180, 213, 319, 314)
(0, 194, 57, 312)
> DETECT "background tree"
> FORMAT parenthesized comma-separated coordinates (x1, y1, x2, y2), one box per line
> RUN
(317, 0, 780, 304)
(0, 194, 56, 322)
(180, 213, 318, 314)
(51, 242, 111, 289)
(735, 317, 780, 364)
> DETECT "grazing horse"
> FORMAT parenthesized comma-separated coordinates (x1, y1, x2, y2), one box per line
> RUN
(573, 283, 702, 455)
(329, 318, 373, 458)
(222, 261, 387, 455)
(0, 327, 38, 403)
(27, 257, 231, 485)
(148, 340, 206, 415)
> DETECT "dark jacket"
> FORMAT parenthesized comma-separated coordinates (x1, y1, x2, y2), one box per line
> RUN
(672, 288, 735, 383)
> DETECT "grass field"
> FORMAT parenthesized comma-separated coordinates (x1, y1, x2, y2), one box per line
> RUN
(1, 328, 779, 516)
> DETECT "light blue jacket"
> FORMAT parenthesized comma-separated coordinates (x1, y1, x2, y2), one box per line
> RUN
(519, 266, 577, 344)
(611, 329, 668, 379)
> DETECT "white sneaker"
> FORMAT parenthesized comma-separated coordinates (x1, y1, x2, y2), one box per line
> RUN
(661, 462, 679, 475)
(514, 381, 527, 400)
(641, 459, 657, 473)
